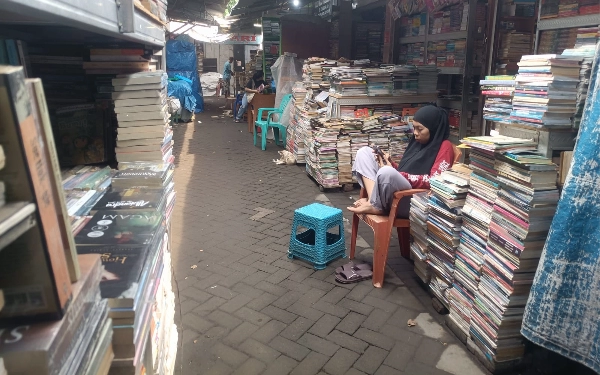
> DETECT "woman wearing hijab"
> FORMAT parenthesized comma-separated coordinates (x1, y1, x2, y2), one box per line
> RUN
(348, 105, 454, 216)
(235, 71, 266, 123)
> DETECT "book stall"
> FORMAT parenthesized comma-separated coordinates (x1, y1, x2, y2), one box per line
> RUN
(0, 0, 178, 374)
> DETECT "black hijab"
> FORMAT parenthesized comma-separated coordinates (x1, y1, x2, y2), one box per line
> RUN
(397, 105, 450, 175)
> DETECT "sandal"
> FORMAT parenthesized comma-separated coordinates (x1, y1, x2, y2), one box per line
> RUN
(335, 261, 372, 275)
(335, 268, 373, 284)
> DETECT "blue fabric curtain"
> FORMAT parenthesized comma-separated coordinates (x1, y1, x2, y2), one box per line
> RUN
(522, 44, 600, 373)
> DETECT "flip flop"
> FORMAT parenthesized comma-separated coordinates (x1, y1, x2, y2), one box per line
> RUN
(335, 268, 373, 284)
(335, 261, 372, 275)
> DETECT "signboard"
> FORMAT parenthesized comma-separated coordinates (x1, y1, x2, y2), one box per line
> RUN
(222, 34, 262, 45)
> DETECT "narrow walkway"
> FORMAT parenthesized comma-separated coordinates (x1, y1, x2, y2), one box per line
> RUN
(170, 98, 488, 375)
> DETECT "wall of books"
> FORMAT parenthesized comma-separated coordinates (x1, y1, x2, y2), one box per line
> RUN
(262, 17, 281, 84)
(0, 3, 178, 375)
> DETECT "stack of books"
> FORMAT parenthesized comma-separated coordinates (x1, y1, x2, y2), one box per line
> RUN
(0, 255, 113, 375)
(429, 1, 469, 34)
(306, 127, 340, 188)
(426, 192, 463, 309)
(410, 192, 431, 283)
(497, 31, 532, 66)
(364, 68, 393, 96)
(538, 28, 578, 54)
(400, 13, 427, 37)
(85, 48, 153, 74)
(391, 65, 418, 95)
(362, 117, 389, 153)
(417, 65, 439, 94)
(113, 71, 173, 163)
(470, 151, 559, 363)
(383, 114, 412, 163)
(480, 75, 515, 123)
(561, 26, 599, 128)
(399, 43, 426, 65)
(329, 67, 368, 96)
(511, 54, 581, 127)
(428, 39, 467, 68)
(337, 135, 353, 184)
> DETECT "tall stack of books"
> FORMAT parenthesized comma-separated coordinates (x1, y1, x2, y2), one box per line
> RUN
(86, 48, 153, 75)
(472, 151, 558, 363)
(511, 55, 581, 127)
(306, 126, 340, 188)
(383, 114, 412, 163)
(417, 65, 439, 94)
(337, 134, 353, 184)
(410, 192, 431, 283)
(497, 32, 532, 67)
(113, 71, 173, 163)
(399, 43, 426, 65)
(364, 68, 393, 96)
(480, 75, 515, 123)
(286, 97, 319, 164)
(391, 65, 418, 95)
(561, 26, 599, 128)
(363, 116, 389, 153)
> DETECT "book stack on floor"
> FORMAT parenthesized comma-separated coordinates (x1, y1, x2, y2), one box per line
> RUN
(410, 192, 431, 283)
(364, 116, 390, 153)
(337, 134, 353, 185)
(113, 71, 174, 163)
(306, 124, 340, 188)
(561, 27, 599, 128)
(286, 98, 319, 164)
(480, 75, 515, 123)
(306, 58, 326, 91)
(510, 54, 582, 128)
(417, 65, 439, 94)
(364, 68, 393, 96)
(391, 65, 418, 95)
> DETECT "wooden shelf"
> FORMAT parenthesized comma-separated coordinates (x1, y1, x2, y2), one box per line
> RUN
(428, 30, 469, 42)
(0, 202, 37, 253)
(537, 14, 600, 31)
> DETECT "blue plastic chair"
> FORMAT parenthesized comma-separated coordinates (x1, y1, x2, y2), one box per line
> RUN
(254, 94, 293, 150)
(288, 203, 346, 270)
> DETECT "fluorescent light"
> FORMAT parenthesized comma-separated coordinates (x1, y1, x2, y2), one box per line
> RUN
(293, 0, 300, 6)
(254, 23, 262, 27)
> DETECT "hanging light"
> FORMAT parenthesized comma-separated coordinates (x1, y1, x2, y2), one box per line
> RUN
(293, 0, 300, 6)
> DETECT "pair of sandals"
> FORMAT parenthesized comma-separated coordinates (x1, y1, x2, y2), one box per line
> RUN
(334, 261, 373, 284)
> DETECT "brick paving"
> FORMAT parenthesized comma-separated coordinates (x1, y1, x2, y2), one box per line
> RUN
(169, 97, 488, 375)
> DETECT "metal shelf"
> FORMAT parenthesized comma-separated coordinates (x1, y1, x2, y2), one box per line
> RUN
(0, 0, 165, 47)
(537, 14, 600, 31)
(398, 35, 426, 44)
(438, 67, 463, 75)
(428, 30, 468, 42)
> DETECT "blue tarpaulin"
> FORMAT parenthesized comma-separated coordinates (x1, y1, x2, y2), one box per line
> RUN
(168, 79, 196, 113)
(166, 39, 204, 113)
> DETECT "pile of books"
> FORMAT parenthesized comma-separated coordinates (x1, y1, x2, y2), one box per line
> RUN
(337, 135, 353, 184)
(113, 71, 174, 163)
(399, 43, 426, 65)
(511, 55, 581, 127)
(75, 161, 176, 374)
(497, 31, 532, 66)
(391, 65, 418, 95)
(383, 114, 412, 163)
(306, 127, 340, 188)
(286, 100, 320, 164)
(470, 150, 559, 363)
(330, 67, 368, 96)
(350, 132, 370, 165)
(364, 68, 393, 96)
(84, 48, 155, 75)
(480, 75, 515, 123)
(428, 39, 467, 68)
(400, 13, 427, 37)
(429, 1, 469, 34)
(410, 192, 431, 283)
(561, 26, 599, 128)
(417, 65, 439, 94)
(538, 28, 578, 54)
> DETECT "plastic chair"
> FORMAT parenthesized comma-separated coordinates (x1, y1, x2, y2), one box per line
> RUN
(349, 144, 462, 288)
(254, 94, 293, 150)
(289, 203, 346, 270)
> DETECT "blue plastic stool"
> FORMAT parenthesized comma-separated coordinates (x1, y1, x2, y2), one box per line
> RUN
(288, 203, 346, 270)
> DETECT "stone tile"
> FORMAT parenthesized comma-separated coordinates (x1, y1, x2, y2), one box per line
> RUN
(326, 330, 369, 354)
(384, 341, 419, 371)
(354, 328, 395, 350)
(281, 316, 315, 341)
(231, 358, 266, 375)
(297, 333, 340, 356)
(223, 322, 260, 346)
(354, 346, 389, 374)
(234, 306, 271, 326)
(290, 351, 329, 375)
(362, 309, 392, 332)
(336, 312, 367, 335)
(323, 348, 360, 375)
(262, 305, 299, 324)
(263, 355, 299, 375)
(269, 336, 311, 362)
(253, 319, 287, 344)
(239, 338, 281, 363)
(309, 314, 342, 338)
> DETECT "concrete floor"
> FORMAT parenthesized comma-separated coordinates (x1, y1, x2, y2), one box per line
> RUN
(169, 97, 489, 375)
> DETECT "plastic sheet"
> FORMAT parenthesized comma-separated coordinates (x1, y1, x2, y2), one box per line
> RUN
(271, 53, 303, 109)
(200, 72, 222, 97)
(167, 80, 196, 113)
(166, 39, 204, 112)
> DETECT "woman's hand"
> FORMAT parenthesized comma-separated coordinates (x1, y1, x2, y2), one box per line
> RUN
(374, 151, 392, 168)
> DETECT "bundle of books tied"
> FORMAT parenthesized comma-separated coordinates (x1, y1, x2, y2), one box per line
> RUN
(511, 54, 582, 128)
(113, 71, 174, 163)
(410, 192, 431, 284)
(459, 136, 559, 363)
(480, 75, 515, 124)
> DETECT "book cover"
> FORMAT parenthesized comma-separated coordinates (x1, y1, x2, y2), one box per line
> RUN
(75, 210, 163, 247)
(92, 188, 165, 212)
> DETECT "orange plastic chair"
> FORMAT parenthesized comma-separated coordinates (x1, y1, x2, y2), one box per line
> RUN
(349, 145, 462, 288)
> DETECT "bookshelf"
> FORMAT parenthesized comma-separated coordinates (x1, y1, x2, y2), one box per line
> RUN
(534, 12, 600, 53)
(396, 0, 489, 144)
(261, 17, 281, 84)
(353, 22, 384, 61)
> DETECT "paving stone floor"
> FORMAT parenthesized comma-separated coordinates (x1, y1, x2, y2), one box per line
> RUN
(169, 97, 489, 375)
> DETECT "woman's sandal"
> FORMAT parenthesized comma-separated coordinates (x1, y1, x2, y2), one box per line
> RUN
(335, 268, 373, 284)
(335, 261, 372, 275)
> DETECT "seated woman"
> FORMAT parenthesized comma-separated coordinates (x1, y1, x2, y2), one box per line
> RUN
(234, 71, 266, 123)
(348, 105, 454, 216)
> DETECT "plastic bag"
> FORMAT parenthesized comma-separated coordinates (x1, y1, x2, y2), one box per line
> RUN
(167, 97, 182, 115)
(271, 53, 303, 108)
